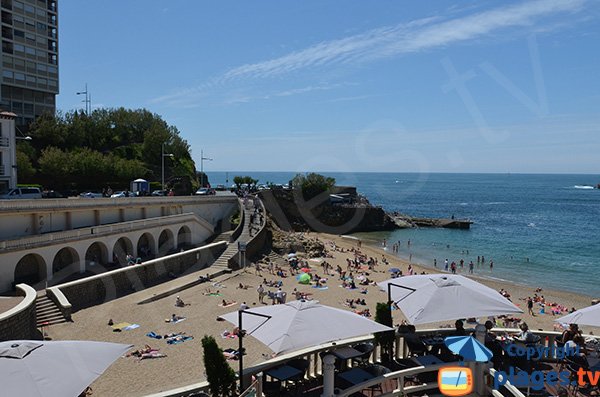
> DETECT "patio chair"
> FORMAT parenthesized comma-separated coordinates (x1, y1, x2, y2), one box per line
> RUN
(363, 364, 392, 396)
(404, 334, 428, 357)
(285, 358, 310, 393)
(352, 342, 375, 367)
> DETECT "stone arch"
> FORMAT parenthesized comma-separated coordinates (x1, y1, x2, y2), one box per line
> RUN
(14, 253, 46, 286)
(137, 233, 155, 260)
(52, 247, 80, 280)
(177, 226, 192, 249)
(158, 229, 175, 256)
(85, 241, 109, 270)
(113, 237, 134, 266)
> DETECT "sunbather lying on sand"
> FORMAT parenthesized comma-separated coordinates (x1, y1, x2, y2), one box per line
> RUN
(220, 299, 236, 307)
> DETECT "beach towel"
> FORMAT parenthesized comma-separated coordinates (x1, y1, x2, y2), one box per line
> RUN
(111, 322, 132, 331)
(171, 317, 186, 324)
(312, 286, 328, 290)
(123, 324, 140, 331)
(206, 293, 222, 296)
(139, 352, 167, 360)
(146, 331, 162, 339)
(167, 336, 194, 345)
(221, 330, 238, 339)
(219, 301, 237, 308)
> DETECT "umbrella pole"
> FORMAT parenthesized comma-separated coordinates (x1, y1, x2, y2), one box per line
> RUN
(238, 309, 245, 393)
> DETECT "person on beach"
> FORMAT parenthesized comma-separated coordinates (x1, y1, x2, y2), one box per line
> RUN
(527, 297, 535, 316)
(257, 284, 265, 304)
(434, 258, 437, 267)
(490, 260, 494, 272)
(444, 259, 449, 271)
(469, 261, 474, 274)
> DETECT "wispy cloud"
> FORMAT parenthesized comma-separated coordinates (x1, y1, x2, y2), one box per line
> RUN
(152, 0, 585, 106)
(219, 0, 585, 82)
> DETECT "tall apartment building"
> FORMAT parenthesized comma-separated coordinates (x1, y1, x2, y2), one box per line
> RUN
(0, 0, 58, 129)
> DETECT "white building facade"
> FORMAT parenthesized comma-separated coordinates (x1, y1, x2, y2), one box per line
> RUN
(0, 110, 17, 191)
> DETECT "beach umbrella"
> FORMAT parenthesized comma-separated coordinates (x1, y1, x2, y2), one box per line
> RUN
(378, 274, 522, 325)
(221, 299, 392, 354)
(556, 304, 600, 327)
(444, 336, 493, 362)
(388, 268, 401, 273)
(297, 273, 311, 284)
(0, 340, 132, 397)
(220, 299, 393, 391)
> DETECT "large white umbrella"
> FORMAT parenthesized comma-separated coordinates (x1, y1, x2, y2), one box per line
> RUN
(378, 274, 522, 325)
(0, 340, 132, 397)
(221, 299, 392, 354)
(556, 304, 600, 327)
(221, 299, 393, 391)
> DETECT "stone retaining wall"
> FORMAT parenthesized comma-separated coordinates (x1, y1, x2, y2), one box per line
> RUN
(0, 284, 37, 341)
(51, 242, 227, 311)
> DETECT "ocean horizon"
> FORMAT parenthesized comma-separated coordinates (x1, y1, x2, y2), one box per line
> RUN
(208, 171, 600, 296)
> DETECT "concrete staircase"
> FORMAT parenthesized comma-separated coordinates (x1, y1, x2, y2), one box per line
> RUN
(210, 201, 257, 272)
(36, 293, 68, 327)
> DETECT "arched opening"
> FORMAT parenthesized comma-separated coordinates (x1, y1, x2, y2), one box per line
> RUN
(85, 242, 109, 270)
(177, 226, 192, 250)
(137, 233, 155, 260)
(113, 237, 133, 266)
(158, 229, 174, 256)
(14, 254, 46, 287)
(52, 247, 80, 280)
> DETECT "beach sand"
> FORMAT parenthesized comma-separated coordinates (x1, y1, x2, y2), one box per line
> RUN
(49, 231, 598, 396)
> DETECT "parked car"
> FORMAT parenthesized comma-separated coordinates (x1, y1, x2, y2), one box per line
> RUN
(42, 190, 64, 199)
(151, 190, 168, 196)
(110, 191, 130, 198)
(0, 187, 42, 200)
(79, 191, 104, 198)
(195, 188, 215, 195)
(215, 184, 227, 191)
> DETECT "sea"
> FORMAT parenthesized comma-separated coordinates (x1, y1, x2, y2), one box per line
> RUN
(208, 172, 600, 296)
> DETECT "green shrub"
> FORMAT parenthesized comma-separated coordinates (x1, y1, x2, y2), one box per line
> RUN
(202, 335, 237, 396)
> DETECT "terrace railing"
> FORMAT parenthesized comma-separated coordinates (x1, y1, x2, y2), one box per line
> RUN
(144, 327, 598, 397)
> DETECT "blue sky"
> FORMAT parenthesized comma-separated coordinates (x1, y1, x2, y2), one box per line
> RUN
(57, 0, 600, 174)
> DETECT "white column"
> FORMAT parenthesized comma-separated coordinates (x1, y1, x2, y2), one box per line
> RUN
(321, 354, 336, 397)
(474, 324, 488, 396)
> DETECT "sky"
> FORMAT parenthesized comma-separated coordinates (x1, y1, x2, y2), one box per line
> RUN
(57, 0, 600, 174)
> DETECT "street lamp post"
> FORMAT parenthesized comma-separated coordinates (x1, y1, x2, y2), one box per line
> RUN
(161, 143, 174, 191)
(200, 149, 213, 188)
(76, 83, 91, 115)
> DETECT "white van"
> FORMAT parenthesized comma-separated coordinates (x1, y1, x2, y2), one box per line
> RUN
(0, 187, 42, 200)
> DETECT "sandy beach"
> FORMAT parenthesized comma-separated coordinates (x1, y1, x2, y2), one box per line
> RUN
(49, 231, 598, 396)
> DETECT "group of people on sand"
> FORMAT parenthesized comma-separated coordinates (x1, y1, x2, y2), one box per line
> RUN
(522, 291, 575, 317)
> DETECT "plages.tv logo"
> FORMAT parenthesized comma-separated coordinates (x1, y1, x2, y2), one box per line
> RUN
(439, 336, 493, 396)
(438, 366, 474, 396)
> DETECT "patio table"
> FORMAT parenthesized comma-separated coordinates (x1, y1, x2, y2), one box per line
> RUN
(412, 355, 444, 366)
(265, 365, 303, 381)
(330, 346, 363, 360)
(337, 367, 376, 386)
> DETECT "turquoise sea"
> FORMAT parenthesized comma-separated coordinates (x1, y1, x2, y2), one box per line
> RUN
(209, 172, 600, 296)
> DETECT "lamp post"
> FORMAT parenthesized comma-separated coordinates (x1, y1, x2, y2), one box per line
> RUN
(161, 143, 174, 191)
(200, 149, 212, 188)
(76, 84, 91, 115)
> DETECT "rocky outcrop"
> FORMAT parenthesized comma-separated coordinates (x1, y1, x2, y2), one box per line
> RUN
(259, 189, 398, 234)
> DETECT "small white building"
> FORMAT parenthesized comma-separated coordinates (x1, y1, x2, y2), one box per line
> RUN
(0, 111, 17, 192)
